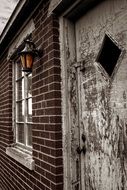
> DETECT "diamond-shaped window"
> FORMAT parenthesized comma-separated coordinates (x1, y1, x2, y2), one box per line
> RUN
(96, 35, 121, 76)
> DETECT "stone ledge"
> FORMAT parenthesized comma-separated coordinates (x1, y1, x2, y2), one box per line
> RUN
(6, 146, 35, 170)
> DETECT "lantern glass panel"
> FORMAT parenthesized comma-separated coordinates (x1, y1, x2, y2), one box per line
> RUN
(26, 54, 33, 68)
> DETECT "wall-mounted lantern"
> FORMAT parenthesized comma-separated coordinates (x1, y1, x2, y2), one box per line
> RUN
(19, 39, 40, 72)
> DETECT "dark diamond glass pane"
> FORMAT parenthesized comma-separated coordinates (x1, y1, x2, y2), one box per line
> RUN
(97, 35, 121, 76)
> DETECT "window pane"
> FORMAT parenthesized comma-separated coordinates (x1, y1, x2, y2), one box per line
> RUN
(16, 62, 23, 79)
(26, 98, 32, 122)
(15, 62, 32, 149)
(16, 101, 24, 122)
(27, 124, 32, 146)
(26, 73, 32, 98)
(16, 78, 24, 100)
(16, 123, 24, 144)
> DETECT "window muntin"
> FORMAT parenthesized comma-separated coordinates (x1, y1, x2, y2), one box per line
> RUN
(15, 62, 32, 149)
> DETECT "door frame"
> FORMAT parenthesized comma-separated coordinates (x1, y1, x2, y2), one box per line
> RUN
(59, 4, 92, 189)
(60, 16, 76, 190)
(59, 1, 127, 189)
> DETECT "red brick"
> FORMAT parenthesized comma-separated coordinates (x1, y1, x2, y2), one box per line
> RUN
(51, 183, 63, 190)
(41, 176, 51, 187)
(0, 0, 63, 189)
(50, 149, 62, 157)
(51, 166, 63, 175)
(46, 99, 61, 107)
(41, 146, 50, 154)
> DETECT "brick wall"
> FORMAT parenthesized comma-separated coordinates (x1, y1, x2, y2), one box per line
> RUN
(0, 1, 63, 190)
(0, 55, 14, 189)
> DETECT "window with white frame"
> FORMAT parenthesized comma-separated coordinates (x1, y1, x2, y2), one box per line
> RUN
(14, 61, 32, 150)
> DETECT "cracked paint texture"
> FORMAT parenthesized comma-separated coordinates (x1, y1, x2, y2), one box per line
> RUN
(65, 0, 127, 189)
(74, 0, 127, 189)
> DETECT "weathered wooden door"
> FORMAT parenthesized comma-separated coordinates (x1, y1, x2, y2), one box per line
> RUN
(76, 58, 123, 190)
(62, 1, 127, 189)
(74, 1, 127, 188)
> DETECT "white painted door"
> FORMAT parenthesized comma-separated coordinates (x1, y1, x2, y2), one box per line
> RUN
(62, 1, 127, 189)
(73, 1, 127, 189)
(76, 61, 115, 190)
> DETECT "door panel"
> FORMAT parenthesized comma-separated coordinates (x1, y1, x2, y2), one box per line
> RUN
(78, 61, 115, 189)
(77, 58, 127, 189)
(62, 0, 127, 189)
(73, 0, 127, 189)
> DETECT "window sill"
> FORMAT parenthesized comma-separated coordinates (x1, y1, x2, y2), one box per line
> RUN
(6, 145, 35, 170)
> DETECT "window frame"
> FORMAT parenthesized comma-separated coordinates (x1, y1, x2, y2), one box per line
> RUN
(13, 61, 32, 151)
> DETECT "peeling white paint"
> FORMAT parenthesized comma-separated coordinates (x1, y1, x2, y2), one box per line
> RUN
(61, 0, 127, 189)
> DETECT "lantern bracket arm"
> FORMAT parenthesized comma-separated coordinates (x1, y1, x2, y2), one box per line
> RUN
(34, 48, 42, 58)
